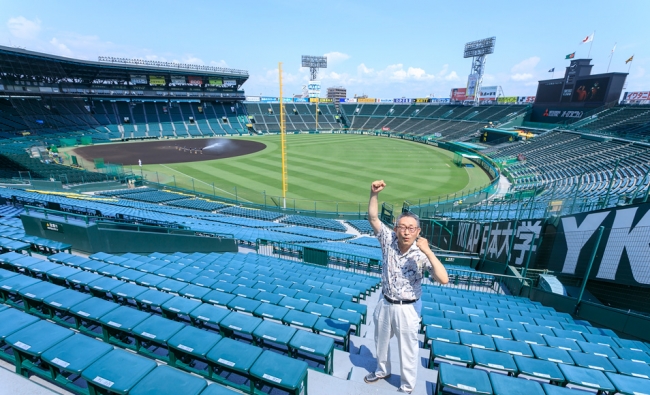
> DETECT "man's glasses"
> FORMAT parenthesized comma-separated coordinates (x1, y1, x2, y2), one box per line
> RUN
(396, 225, 419, 233)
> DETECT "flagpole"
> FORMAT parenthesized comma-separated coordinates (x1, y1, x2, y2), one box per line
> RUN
(627, 55, 634, 73)
(588, 31, 595, 58)
(607, 42, 616, 73)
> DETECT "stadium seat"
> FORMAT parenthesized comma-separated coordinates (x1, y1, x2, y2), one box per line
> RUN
(206, 337, 263, 393)
(490, 371, 545, 395)
(288, 328, 335, 374)
(435, 363, 493, 395)
(557, 364, 615, 393)
(132, 314, 185, 362)
(530, 344, 574, 365)
(429, 340, 473, 368)
(69, 297, 120, 336)
(252, 319, 296, 352)
(129, 364, 208, 395)
(0, 308, 40, 362)
(80, 348, 157, 395)
(218, 311, 262, 340)
(249, 350, 308, 395)
(513, 355, 565, 384)
(168, 325, 223, 376)
(99, 305, 151, 350)
(471, 348, 518, 375)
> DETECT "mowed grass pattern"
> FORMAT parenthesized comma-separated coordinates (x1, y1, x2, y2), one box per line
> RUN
(141, 134, 490, 210)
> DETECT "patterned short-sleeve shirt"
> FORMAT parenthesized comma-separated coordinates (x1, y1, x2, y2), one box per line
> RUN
(377, 223, 430, 301)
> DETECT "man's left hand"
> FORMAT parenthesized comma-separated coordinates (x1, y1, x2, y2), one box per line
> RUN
(416, 237, 431, 253)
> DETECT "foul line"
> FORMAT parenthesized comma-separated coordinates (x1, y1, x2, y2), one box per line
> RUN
(159, 164, 253, 203)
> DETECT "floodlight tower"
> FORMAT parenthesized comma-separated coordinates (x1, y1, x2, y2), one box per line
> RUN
(463, 37, 496, 105)
(302, 55, 327, 130)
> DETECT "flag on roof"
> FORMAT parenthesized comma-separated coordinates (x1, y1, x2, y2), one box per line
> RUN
(565, 52, 575, 60)
(626, 55, 634, 64)
(548, 68, 555, 72)
(581, 32, 594, 44)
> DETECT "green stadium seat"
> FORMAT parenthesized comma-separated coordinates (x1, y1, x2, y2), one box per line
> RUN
(294, 290, 320, 303)
(471, 348, 518, 375)
(330, 308, 362, 336)
(227, 296, 261, 314)
(110, 282, 148, 305)
(511, 330, 547, 346)
(513, 355, 565, 384)
(206, 337, 263, 393)
(77, 259, 108, 273)
(435, 363, 492, 395)
(0, 275, 42, 307)
(609, 357, 650, 379)
(99, 305, 151, 350)
(157, 278, 188, 294)
(0, 268, 19, 281)
(5, 255, 42, 271)
(0, 308, 40, 362)
(282, 309, 319, 331)
(289, 328, 335, 374)
(340, 300, 367, 324)
(43, 288, 91, 324)
(69, 297, 120, 336)
(252, 319, 296, 352)
(18, 281, 66, 318)
(253, 291, 284, 305)
(490, 371, 544, 395)
(535, 318, 562, 329)
(249, 350, 308, 395)
(494, 338, 534, 357)
(603, 372, 649, 395)
(451, 319, 482, 334)
(200, 384, 241, 395)
(429, 340, 474, 368)
(190, 276, 219, 288)
(613, 338, 649, 352)
(314, 316, 351, 351)
(88, 276, 123, 298)
(459, 332, 496, 350)
(168, 326, 222, 376)
(253, 302, 290, 322)
(530, 344, 574, 365)
(576, 340, 618, 358)
(544, 336, 580, 351)
(133, 315, 185, 362)
(480, 324, 513, 340)
(130, 365, 208, 395)
(552, 329, 585, 342)
(523, 323, 555, 336)
(134, 273, 166, 288)
(81, 349, 157, 395)
(40, 333, 113, 394)
(97, 264, 127, 278)
(470, 316, 497, 326)
(25, 260, 60, 279)
(179, 284, 211, 300)
(161, 295, 202, 321)
(202, 290, 236, 307)
(425, 327, 461, 348)
(557, 364, 615, 393)
(218, 311, 262, 340)
(67, 271, 104, 291)
(582, 333, 619, 348)
(279, 296, 308, 311)
(6, 320, 74, 378)
(613, 347, 650, 363)
(304, 302, 334, 318)
(114, 268, 146, 283)
(568, 350, 616, 372)
(541, 383, 593, 395)
(508, 314, 535, 325)
(135, 288, 174, 313)
(188, 304, 230, 332)
(496, 320, 525, 332)
(316, 295, 344, 309)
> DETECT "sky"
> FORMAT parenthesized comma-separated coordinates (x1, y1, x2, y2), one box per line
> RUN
(2, 0, 649, 99)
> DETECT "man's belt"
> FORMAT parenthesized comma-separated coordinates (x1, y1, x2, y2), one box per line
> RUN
(383, 293, 417, 305)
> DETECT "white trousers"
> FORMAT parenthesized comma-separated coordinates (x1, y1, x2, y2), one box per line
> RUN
(373, 296, 421, 392)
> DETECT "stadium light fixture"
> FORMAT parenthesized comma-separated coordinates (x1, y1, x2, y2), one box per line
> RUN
(463, 37, 496, 58)
(301, 55, 327, 81)
(463, 37, 496, 105)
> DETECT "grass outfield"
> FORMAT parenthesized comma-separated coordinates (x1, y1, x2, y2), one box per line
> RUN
(140, 134, 490, 211)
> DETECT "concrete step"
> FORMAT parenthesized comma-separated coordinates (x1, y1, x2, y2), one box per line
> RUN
(308, 368, 400, 395)
(348, 365, 436, 395)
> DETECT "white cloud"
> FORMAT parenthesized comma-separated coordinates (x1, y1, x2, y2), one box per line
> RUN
(444, 71, 460, 81)
(511, 73, 533, 81)
(357, 63, 374, 74)
(7, 16, 41, 40)
(324, 51, 350, 64)
(511, 56, 541, 73)
(49, 38, 73, 57)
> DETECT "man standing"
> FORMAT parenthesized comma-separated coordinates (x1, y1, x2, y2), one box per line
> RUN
(365, 180, 448, 393)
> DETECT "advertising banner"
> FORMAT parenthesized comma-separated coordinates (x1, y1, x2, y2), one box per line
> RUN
(450, 88, 469, 102)
(149, 76, 166, 86)
(309, 98, 333, 103)
(379, 98, 393, 103)
(414, 98, 430, 103)
(479, 86, 498, 102)
(223, 79, 237, 88)
(497, 96, 518, 104)
(260, 97, 278, 102)
(466, 74, 479, 97)
(245, 96, 261, 102)
(208, 78, 223, 86)
(541, 202, 650, 285)
(171, 76, 186, 84)
(294, 98, 309, 102)
(308, 81, 321, 98)
(357, 98, 377, 103)
(622, 91, 650, 104)
(479, 219, 543, 266)
(282, 97, 293, 103)
(188, 76, 203, 85)
(130, 75, 147, 84)
(340, 98, 357, 103)
(517, 96, 536, 103)
(394, 98, 412, 103)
